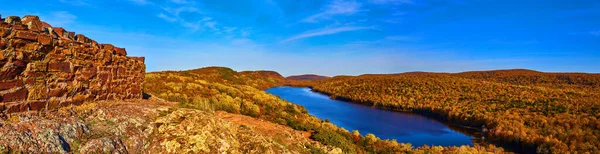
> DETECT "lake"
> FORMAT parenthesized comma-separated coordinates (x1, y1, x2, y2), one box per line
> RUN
(266, 86, 475, 147)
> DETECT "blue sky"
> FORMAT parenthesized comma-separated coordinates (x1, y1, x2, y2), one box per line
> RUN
(1, 0, 599, 76)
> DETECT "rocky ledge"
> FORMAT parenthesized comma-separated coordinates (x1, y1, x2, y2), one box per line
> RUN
(0, 98, 340, 153)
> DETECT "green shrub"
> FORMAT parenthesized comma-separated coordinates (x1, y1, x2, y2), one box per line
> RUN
(310, 128, 358, 153)
(241, 100, 261, 117)
(305, 144, 326, 154)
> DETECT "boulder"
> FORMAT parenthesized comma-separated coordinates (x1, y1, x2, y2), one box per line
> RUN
(28, 100, 47, 110)
(14, 30, 38, 41)
(0, 39, 5, 50)
(38, 34, 53, 45)
(0, 60, 28, 80)
(52, 27, 67, 38)
(79, 137, 128, 154)
(68, 32, 75, 40)
(75, 34, 90, 43)
(114, 47, 127, 56)
(101, 44, 115, 51)
(21, 15, 44, 32)
(0, 79, 23, 90)
(47, 61, 72, 72)
(0, 27, 10, 37)
(4, 16, 21, 24)
(1, 88, 28, 102)
(130, 56, 145, 63)
(41, 22, 52, 29)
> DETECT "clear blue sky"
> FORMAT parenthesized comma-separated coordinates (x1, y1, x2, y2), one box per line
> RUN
(1, 0, 599, 76)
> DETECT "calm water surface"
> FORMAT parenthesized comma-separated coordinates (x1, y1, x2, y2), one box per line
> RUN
(266, 86, 474, 147)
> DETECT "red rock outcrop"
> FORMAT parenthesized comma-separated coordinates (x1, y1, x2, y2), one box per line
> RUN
(0, 14, 145, 114)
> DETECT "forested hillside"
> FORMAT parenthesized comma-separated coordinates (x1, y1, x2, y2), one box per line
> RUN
(168, 67, 286, 90)
(143, 67, 506, 153)
(287, 74, 329, 81)
(456, 69, 598, 88)
(309, 70, 600, 153)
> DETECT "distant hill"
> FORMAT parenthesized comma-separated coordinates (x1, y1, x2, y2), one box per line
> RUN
(353, 69, 600, 89)
(361, 71, 449, 76)
(156, 66, 286, 90)
(455, 69, 600, 89)
(240, 70, 285, 80)
(287, 74, 329, 80)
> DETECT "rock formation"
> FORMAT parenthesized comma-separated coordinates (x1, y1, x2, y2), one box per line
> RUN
(0, 14, 145, 115)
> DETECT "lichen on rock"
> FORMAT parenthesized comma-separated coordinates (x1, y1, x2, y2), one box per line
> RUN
(0, 99, 329, 153)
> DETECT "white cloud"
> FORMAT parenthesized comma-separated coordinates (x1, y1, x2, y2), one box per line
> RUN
(223, 27, 238, 33)
(143, 1, 246, 35)
(281, 26, 373, 43)
(155, 6, 214, 32)
(41, 11, 77, 27)
(162, 6, 203, 17)
(240, 28, 252, 37)
(201, 17, 212, 21)
(204, 21, 218, 31)
(326, 0, 361, 14)
(157, 13, 177, 22)
(181, 21, 201, 32)
(302, 0, 361, 23)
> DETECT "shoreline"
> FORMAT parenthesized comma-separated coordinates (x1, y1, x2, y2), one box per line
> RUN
(271, 86, 537, 154)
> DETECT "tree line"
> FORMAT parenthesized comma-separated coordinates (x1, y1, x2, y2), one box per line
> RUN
(306, 70, 600, 153)
(144, 67, 508, 153)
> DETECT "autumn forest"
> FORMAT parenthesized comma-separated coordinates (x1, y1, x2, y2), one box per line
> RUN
(300, 69, 600, 153)
(142, 67, 600, 153)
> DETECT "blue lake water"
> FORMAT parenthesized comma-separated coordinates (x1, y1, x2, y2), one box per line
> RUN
(266, 86, 474, 147)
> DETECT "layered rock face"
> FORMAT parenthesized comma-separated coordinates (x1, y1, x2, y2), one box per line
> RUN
(0, 14, 145, 114)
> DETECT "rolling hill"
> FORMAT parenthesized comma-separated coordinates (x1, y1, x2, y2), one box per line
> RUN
(287, 74, 329, 81)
